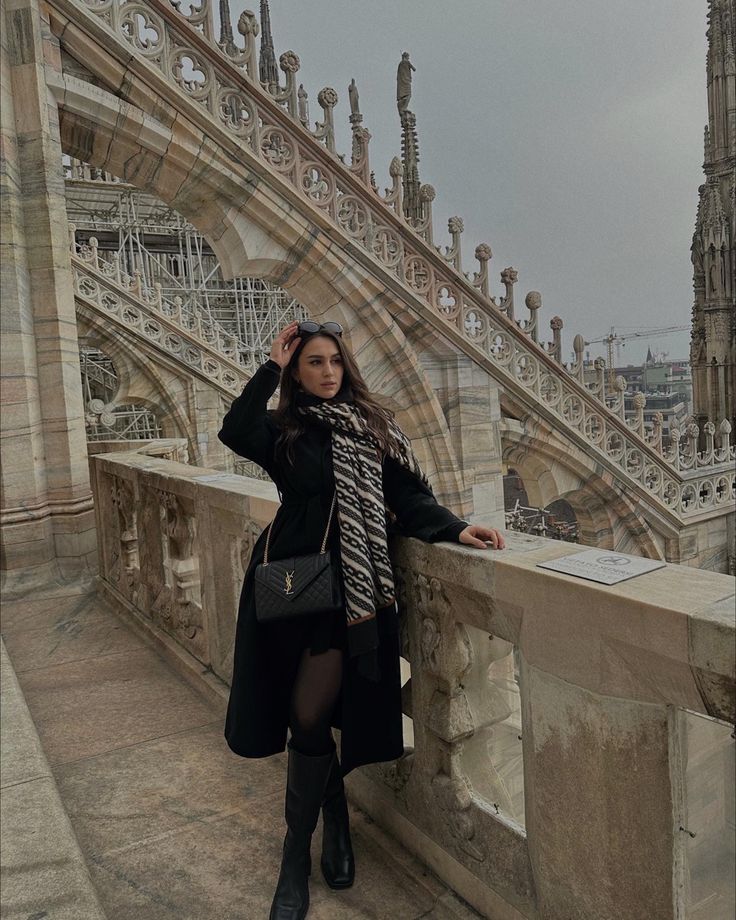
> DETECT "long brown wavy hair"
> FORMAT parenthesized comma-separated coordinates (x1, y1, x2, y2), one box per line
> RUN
(274, 332, 395, 465)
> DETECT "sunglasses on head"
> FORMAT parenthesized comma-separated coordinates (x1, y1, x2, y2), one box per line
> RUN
(297, 321, 343, 337)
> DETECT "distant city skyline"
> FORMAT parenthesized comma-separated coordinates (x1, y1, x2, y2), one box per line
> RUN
(229, 1, 706, 366)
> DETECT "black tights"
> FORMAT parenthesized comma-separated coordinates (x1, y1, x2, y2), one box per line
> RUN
(288, 647, 343, 756)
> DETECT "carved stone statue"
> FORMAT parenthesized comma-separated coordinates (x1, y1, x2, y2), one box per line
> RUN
(396, 51, 415, 115)
(348, 78, 360, 117)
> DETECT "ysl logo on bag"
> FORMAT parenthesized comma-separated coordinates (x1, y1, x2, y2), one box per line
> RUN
(284, 570, 295, 595)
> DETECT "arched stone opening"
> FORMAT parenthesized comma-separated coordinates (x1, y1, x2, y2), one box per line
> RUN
(79, 342, 162, 441)
(57, 78, 467, 507)
(503, 437, 661, 558)
(76, 315, 198, 458)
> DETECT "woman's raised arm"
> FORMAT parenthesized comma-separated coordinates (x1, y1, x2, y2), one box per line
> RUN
(217, 322, 302, 470)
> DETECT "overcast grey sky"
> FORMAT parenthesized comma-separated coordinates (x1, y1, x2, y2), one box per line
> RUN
(231, 1, 707, 365)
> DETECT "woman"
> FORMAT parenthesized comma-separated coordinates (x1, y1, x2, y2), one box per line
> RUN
(218, 320, 505, 920)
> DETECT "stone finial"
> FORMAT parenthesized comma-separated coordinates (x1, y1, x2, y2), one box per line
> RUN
(418, 183, 435, 204)
(236, 10, 259, 79)
(389, 156, 403, 177)
(570, 333, 586, 381)
(498, 267, 517, 319)
(318, 86, 338, 108)
(475, 243, 492, 262)
(550, 316, 563, 330)
(238, 9, 259, 37)
(279, 50, 300, 73)
(525, 291, 541, 310)
(633, 392, 646, 409)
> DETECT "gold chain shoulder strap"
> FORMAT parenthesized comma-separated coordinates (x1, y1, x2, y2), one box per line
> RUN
(263, 492, 337, 566)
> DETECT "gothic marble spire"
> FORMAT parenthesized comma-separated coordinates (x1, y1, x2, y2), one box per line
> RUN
(400, 110, 422, 223)
(218, 0, 235, 55)
(397, 53, 423, 224)
(259, 0, 278, 89)
(690, 0, 735, 432)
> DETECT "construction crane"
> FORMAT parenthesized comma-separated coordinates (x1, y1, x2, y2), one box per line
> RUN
(584, 325, 690, 386)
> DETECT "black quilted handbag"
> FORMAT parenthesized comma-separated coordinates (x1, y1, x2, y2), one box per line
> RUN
(254, 493, 343, 623)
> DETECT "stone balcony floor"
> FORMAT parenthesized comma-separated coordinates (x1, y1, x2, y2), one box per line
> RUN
(1, 579, 480, 920)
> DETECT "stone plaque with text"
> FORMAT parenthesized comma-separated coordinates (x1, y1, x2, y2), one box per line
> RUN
(536, 549, 667, 585)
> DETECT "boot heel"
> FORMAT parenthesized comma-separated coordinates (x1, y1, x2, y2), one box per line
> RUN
(320, 750, 355, 889)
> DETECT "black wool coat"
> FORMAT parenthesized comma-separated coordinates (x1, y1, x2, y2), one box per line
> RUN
(218, 360, 468, 775)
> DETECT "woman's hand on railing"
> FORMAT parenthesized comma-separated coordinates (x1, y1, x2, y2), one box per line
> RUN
(269, 321, 302, 369)
(458, 525, 506, 550)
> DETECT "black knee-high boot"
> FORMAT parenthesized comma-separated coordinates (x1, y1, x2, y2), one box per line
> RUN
(269, 741, 333, 920)
(320, 748, 355, 889)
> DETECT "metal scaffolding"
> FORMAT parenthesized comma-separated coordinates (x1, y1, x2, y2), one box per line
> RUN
(80, 346, 162, 441)
(64, 157, 308, 356)
(65, 156, 309, 443)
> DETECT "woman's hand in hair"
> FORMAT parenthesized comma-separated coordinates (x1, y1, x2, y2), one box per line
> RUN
(269, 321, 302, 369)
(458, 525, 506, 550)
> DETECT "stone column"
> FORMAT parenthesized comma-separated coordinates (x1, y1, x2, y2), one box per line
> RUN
(421, 353, 505, 526)
(1, 0, 95, 584)
(520, 658, 683, 920)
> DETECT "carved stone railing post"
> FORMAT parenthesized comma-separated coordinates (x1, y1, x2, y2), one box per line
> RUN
(499, 267, 517, 320)
(274, 51, 300, 118)
(570, 333, 586, 383)
(524, 291, 541, 343)
(686, 421, 700, 469)
(472, 244, 491, 298)
(612, 375, 627, 421)
(669, 427, 682, 471)
(379, 156, 404, 216)
(718, 419, 732, 461)
(702, 420, 716, 463)
(651, 411, 664, 455)
(547, 316, 563, 364)
(443, 217, 464, 273)
(349, 123, 372, 185)
(313, 87, 338, 153)
(633, 392, 646, 437)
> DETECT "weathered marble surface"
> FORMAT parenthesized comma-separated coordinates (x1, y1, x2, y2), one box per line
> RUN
(2, 582, 482, 920)
(1, 0, 95, 582)
(0, 639, 106, 920)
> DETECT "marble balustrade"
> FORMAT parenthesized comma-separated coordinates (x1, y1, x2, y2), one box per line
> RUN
(89, 449, 735, 920)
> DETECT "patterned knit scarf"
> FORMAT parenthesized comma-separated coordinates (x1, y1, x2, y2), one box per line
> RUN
(299, 400, 430, 671)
